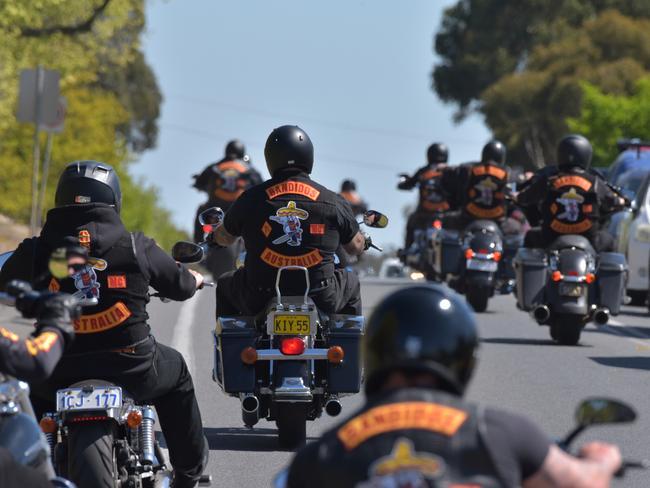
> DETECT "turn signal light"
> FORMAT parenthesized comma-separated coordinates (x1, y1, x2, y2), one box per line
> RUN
(39, 416, 57, 434)
(585, 273, 596, 284)
(551, 271, 562, 282)
(126, 410, 143, 429)
(492, 251, 502, 262)
(240, 346, 258, 365)
(464, 249, 475, 259)
(281, 338, 305, 355)
(327, 346, 345, 364)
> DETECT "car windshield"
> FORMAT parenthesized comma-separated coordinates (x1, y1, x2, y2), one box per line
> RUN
(615, 170, 649, 198)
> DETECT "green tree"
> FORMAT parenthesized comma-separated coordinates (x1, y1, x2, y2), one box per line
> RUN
(433, 0, 650, 119)
(567, 79, 650, 166)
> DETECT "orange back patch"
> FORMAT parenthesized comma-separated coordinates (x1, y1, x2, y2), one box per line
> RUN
(552, 175, 592, 191)
(261, 221, 272, 237)
(337, 402, 468, 451)
(310, 224, 325, 235)
(266, 181, 320, 201)
(79, 230, 91, 249)
(260, 248, 323, 268)
(74, 302, 132, 334)
(107, 275, 127, 289)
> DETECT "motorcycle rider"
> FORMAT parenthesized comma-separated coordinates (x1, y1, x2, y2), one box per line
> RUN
(517, 135, 626, 252)
(441, 140, 512, 231)
(192, 139, 263, 278)
(210, 125, 368, 316)
(0, 161, 208, 488)
(339, 180, 368, 217)
(398, 142, 452, 251)
(283, 284, 622, 487)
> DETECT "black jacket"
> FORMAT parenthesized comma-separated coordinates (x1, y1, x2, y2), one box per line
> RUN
(0, 204, 196, 353)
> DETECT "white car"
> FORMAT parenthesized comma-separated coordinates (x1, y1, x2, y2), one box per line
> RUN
(615, 171, 650, 306)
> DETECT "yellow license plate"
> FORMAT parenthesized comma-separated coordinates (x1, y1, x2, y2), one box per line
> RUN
(273, 315, 311, 335)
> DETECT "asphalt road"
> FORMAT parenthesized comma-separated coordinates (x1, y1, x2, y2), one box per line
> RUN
(2, 278, 649, 487)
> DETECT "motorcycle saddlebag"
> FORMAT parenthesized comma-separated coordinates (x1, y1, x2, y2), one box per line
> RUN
(326, 315, 364, 394)
(597, 252, 628, 316)
(513, 248, 547, 311)
(434, 230, 462, 275)
(214, 317, 257, 393)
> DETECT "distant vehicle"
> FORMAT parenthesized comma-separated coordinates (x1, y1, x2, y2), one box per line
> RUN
(607, 139, 650, 185)
(614, 170, 650, 306)
(378, 257, 407, 279)
(608, 168, 650, 236)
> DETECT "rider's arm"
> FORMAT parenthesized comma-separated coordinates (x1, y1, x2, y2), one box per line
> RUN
(0, 327, 64, 382)
(344, 232, 366, 256)
(192, 164, 216, 191)
(337, 198, 363, 256)
(524, 444, 621, 488)
(141, 236, 198, 300)
(212, 196, 246, 247)
(0, 238, 36, 291)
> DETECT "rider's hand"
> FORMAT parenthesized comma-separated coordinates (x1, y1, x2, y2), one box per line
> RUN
(363, 232, 372, 251)
(189, 269, 204, 289)
(579, 441, 622, 475)
(35, 293, 78, 348)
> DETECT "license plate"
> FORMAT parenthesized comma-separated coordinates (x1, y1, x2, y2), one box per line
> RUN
(56, 387, 122, 412)
(273, 314, 311, 335)
(559, 283, 584, 297)
(466, 259, 498, 272)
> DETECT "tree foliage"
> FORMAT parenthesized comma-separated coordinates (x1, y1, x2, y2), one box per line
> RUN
(567, 79, 650, 166)
(0, 1, 184, 249)
(433, 0, 650, 118)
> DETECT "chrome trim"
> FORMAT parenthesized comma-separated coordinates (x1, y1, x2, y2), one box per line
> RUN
(275, 266, 311, 307)
(561, 275, 587, 283)
(256, 348, 329, 361)
(273, 377, 312, 402)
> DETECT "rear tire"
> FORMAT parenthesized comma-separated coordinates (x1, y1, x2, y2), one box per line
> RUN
(466, 286, 490, 313)
(67, 421, 118, 488)
(276, 403, 307, 449)
(550, 315, 583, 346)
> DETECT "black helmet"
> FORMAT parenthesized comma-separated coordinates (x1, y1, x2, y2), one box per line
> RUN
(264, 125, 313, 176)
(54, 161, 122, 213)
(341, 179, 357, 192)
(557, 134, 592, 169)
(427, 143, 449, 165)
(481, 140, 507, 164)
(364, 284, 478, 397)
(225, 139, 246, 160)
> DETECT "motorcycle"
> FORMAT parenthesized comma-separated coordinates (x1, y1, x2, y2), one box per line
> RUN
(514, 235, 627, 345)
(272, 396, 646, 487)
(31, 248, 212, 488)
(178, 208, 387, 449)
(433, 220, 521, 312)
(0, 270, 77, 488)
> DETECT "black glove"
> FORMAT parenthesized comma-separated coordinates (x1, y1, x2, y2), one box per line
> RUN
(34, 293, 79, 348)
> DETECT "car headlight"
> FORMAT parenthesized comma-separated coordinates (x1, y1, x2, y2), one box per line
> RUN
(635, 224, 650, 243)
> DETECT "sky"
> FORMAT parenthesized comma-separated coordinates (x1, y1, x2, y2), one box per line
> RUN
(134, 0, 491, 247)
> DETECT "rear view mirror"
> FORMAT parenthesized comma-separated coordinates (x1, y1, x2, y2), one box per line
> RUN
(172, 241, 204, 264)
(575, 398, 636, 427)
(49, 246, 89, 279)
(198, 207, 224, 227)
(363, 210, 389, 229)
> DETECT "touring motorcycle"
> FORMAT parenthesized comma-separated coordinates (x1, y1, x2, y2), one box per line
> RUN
(177, 208, 388, 448)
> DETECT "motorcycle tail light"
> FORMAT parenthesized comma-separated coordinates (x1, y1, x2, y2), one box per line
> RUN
(585, 273, 596, 284)
(39, 416, 57, 434)
(127, 410, 143, 429)
(567, 270, 579, 276)
(327, 346, 345, 364)
(240, 347, 258, 365)
(551, 271, 562, 282)
(492, 251, 502, 262)
(464, 249, 475, 259)
(281, 338, 305, 356)
(432, 220, 442, 229)
(68, 415, 109, 423)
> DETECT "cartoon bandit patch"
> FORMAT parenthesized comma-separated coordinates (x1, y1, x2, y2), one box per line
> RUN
(71, 257, 107, 300)
(356, 438, 444, 488)
(473, 177, 498, 206)
(556, 187, 584, 222)
(269, 201, 309, 247)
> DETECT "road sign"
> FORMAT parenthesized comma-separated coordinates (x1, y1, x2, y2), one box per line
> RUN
(17, 68, 60, 125)
(40, 96, 67, 133)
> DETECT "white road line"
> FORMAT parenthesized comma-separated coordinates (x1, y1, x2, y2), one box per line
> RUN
(171, 294, 201, 377)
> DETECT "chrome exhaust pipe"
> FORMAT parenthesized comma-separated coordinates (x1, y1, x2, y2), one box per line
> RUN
(532, 305, 551, 324)
(325, 397, 342, 417)
(241, 394, 259, 427)
(593, 307, 610, 325)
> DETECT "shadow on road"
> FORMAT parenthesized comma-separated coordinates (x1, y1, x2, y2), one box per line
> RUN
(202, 426, 317, 452)
(618, 308, 649, 319)
(589, 356, 650, 371)
(583, 324, 650, 339)
(481, 337, 559, 346)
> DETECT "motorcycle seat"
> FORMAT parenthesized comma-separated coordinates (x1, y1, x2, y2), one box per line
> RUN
(548, 235, 595, 254)
(463, 219, 502, 236)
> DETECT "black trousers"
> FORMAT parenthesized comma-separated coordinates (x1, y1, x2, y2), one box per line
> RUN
(30, 337, 206, 482)
(404, 211, 438, 249)
(216, 267, 362, 317)
(523, 227, 615, 253)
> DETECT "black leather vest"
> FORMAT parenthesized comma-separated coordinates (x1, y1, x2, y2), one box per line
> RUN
(463, 163, 508, 221)
(542, 170, 599, 237)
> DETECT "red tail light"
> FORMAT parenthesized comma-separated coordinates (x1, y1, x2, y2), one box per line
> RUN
(68, 415, 109, 423)
(566, 270, 579, 276)
(478, 249, 489, 254)
(281, 338, 305, 355)
(432, 220, 442, 229)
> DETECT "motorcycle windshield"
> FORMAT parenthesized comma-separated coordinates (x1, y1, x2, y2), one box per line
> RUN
(0, 251, 14, 272)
